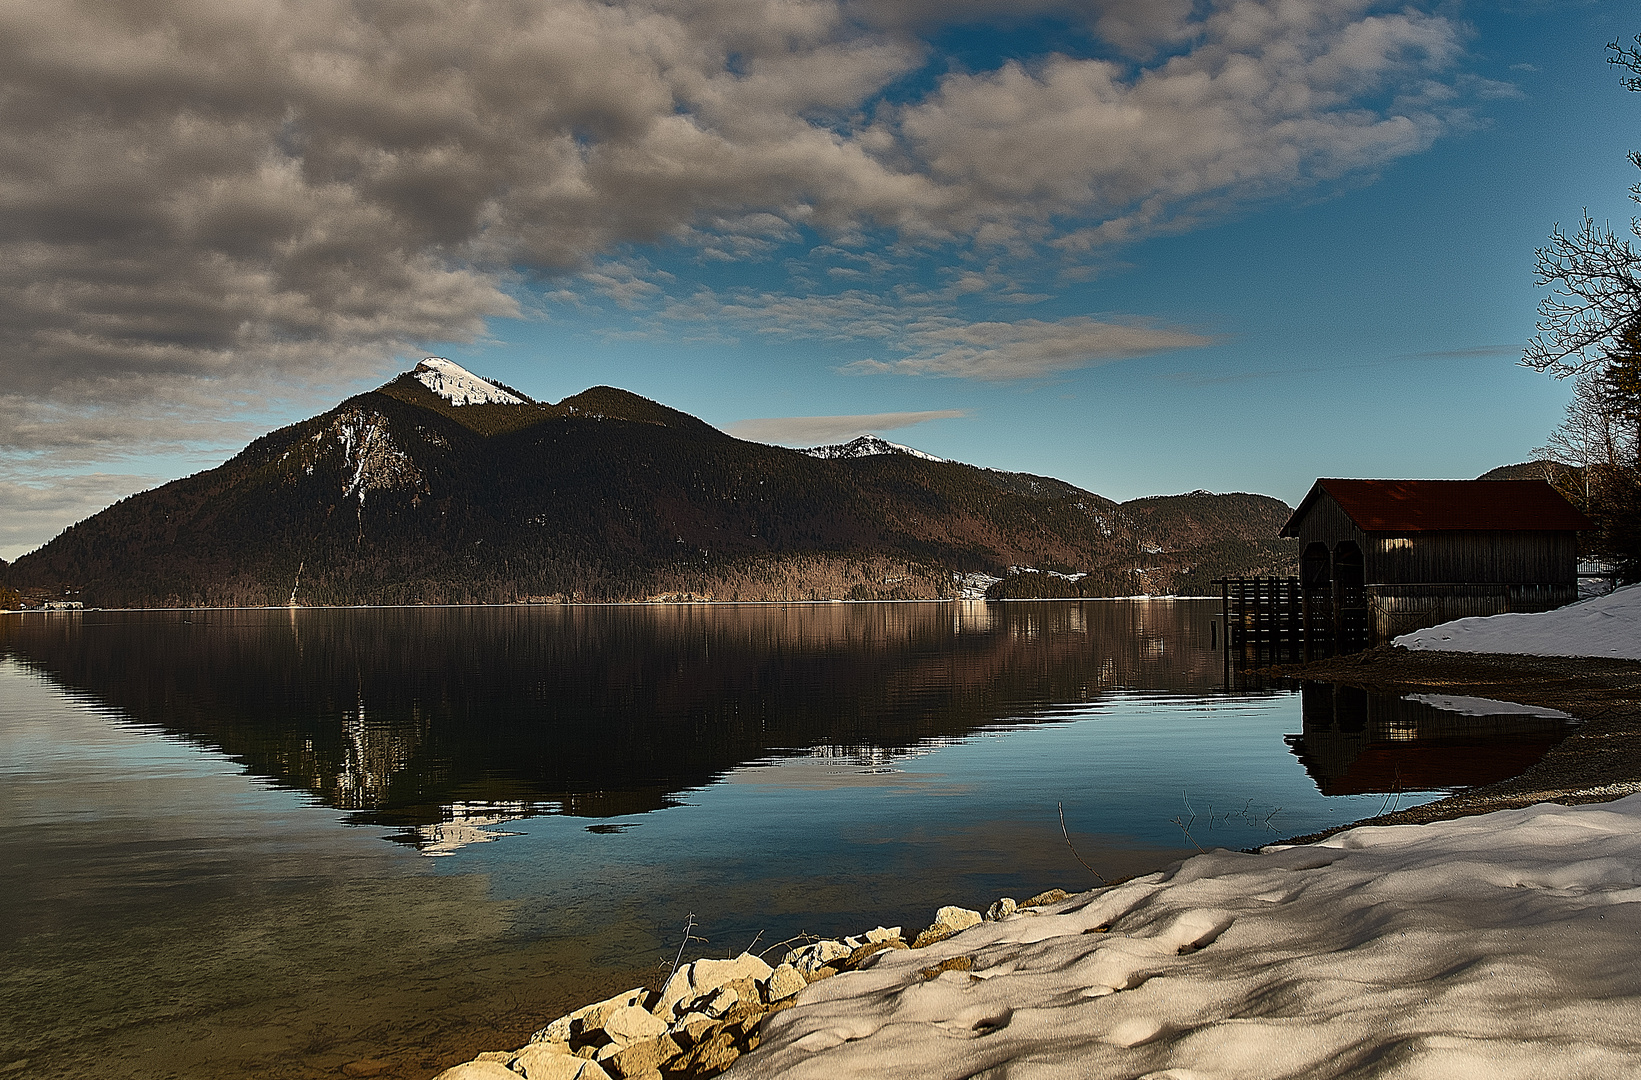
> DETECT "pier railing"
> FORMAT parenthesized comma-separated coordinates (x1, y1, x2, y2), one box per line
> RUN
(1213, 575, 1372, 681)
(1214, 576, 1303, 669)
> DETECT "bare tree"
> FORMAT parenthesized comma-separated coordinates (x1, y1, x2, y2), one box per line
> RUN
(1522, 37, 1641, 378)
(1523, 36, 1641, 583)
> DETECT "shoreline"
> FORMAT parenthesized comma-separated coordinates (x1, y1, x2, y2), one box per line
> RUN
(0, 595, 1220, 614)
(433, 647, 1641, 1080)
(1265, 647, 1641, 842)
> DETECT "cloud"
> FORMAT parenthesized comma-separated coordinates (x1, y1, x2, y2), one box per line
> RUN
(0, 0, 1475, 483)
(726, 409, 967, 445)
(890, 3, 1465, 249)
(0, 474, 167, 562)
(644, 281, 1211, 380)
(881, 315, 1212, 379)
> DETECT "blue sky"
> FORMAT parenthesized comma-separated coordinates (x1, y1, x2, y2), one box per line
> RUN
(1, 0, 1636, 559)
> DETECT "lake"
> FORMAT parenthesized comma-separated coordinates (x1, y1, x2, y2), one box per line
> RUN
(0, 601, 1576, 1079)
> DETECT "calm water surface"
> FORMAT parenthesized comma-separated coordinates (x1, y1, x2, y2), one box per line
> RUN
(0, 602, 1575, 1079)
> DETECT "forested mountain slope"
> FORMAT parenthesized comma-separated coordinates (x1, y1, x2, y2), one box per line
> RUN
(5, 362, 1295, 606)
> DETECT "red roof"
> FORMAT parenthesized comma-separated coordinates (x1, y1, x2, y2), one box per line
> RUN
(1280, 479, 1591, 536)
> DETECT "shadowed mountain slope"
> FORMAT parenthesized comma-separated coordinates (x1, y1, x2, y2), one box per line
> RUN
(6, 364, 1295, 606)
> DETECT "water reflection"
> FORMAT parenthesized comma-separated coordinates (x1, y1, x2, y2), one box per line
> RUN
(416, 802, 533, 856)
(1288, 682, 1578, 796)
(0, 601, 1226, 844)
(3, 602, 1582, 1080)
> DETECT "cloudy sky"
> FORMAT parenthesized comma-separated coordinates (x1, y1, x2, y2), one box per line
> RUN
(1, 0, 1635, 560)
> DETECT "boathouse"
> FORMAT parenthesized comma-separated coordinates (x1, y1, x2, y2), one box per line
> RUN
(1279, 479, 1590, 654)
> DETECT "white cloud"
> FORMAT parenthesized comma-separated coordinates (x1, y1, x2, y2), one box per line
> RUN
(653, 284, 1212, 379)
(875, 316, 1212, 379)
(0, 0, 1481, 547)
(1, 1, 1473, 424)
(887, 1, 1464, 245)
(0, 474, 167, 562)
(726, 409, 967, 445)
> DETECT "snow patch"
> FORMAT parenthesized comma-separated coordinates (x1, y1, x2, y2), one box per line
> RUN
(1404, 693, 1575, 720)
(1395, 584, 1641, 660)
(1008, 566, 1086, 581)
(737, 795, 1641, 1080)
(333, 408, 424, 505)
(953, 571, 1002, 599)
(413, 357, 527, 406)
(804, 434, 944, 462)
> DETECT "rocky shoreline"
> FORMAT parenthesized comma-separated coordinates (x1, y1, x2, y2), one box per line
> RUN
(435, 647, 1641, 1080)
(432, 892, 1072, 1080)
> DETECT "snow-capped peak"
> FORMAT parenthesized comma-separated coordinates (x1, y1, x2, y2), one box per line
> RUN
(803, 434, 944, 462)
(412, 358, 527, 406)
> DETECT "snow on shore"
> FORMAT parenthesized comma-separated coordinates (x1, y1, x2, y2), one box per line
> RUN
(1394, 584, 1641, 660)
(735, 795, 1641, 1079)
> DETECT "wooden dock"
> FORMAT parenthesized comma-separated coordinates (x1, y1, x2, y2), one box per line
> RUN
(1215, 576, 1303, 666)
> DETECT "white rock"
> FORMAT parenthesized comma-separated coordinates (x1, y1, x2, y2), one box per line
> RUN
(511, 1047, 604, 1080)
(864, 926, 902, 944)
(432, 1063, 519, 1080)
(985, 898, 1018, 921)
(765, 964, 806, 1002)
(783, 940, 851, 975)
(702, 986, 739, 1019)
(601, 1004, 670, 1045)
(576, 988, 652, 1034)
(655, 953, 773, 1019)
(934, 906, 982, 933)
(670, 1010, 717, 1038)
(535, 987, 651, 1046)
(534, 1016, 574, 1044)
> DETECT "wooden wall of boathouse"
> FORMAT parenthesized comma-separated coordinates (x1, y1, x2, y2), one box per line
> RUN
(1286, 486, 1581, 649)
(1290, 491, 1578, 587)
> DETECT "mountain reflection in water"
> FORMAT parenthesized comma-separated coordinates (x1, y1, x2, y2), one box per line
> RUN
(2, 601, 1585, 1080)
(0, 601, 1222, 843)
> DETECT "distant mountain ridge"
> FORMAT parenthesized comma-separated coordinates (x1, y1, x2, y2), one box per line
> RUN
(1477, 460, 1585, 486)
(4, 360, 1297, 606)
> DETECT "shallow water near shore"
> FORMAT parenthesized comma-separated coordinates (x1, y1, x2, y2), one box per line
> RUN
(0, 602, 1578, 1079)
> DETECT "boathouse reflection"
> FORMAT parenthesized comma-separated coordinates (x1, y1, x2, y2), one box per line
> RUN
(1288, 682, 1577, 796)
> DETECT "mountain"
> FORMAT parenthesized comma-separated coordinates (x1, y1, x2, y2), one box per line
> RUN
(984, 490, 1300, 598)
(1478, 460, 1585, 485)
(3, 359, 1296, 606)
(409, 356, 530, 405)
(803, 434, 945, 462)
